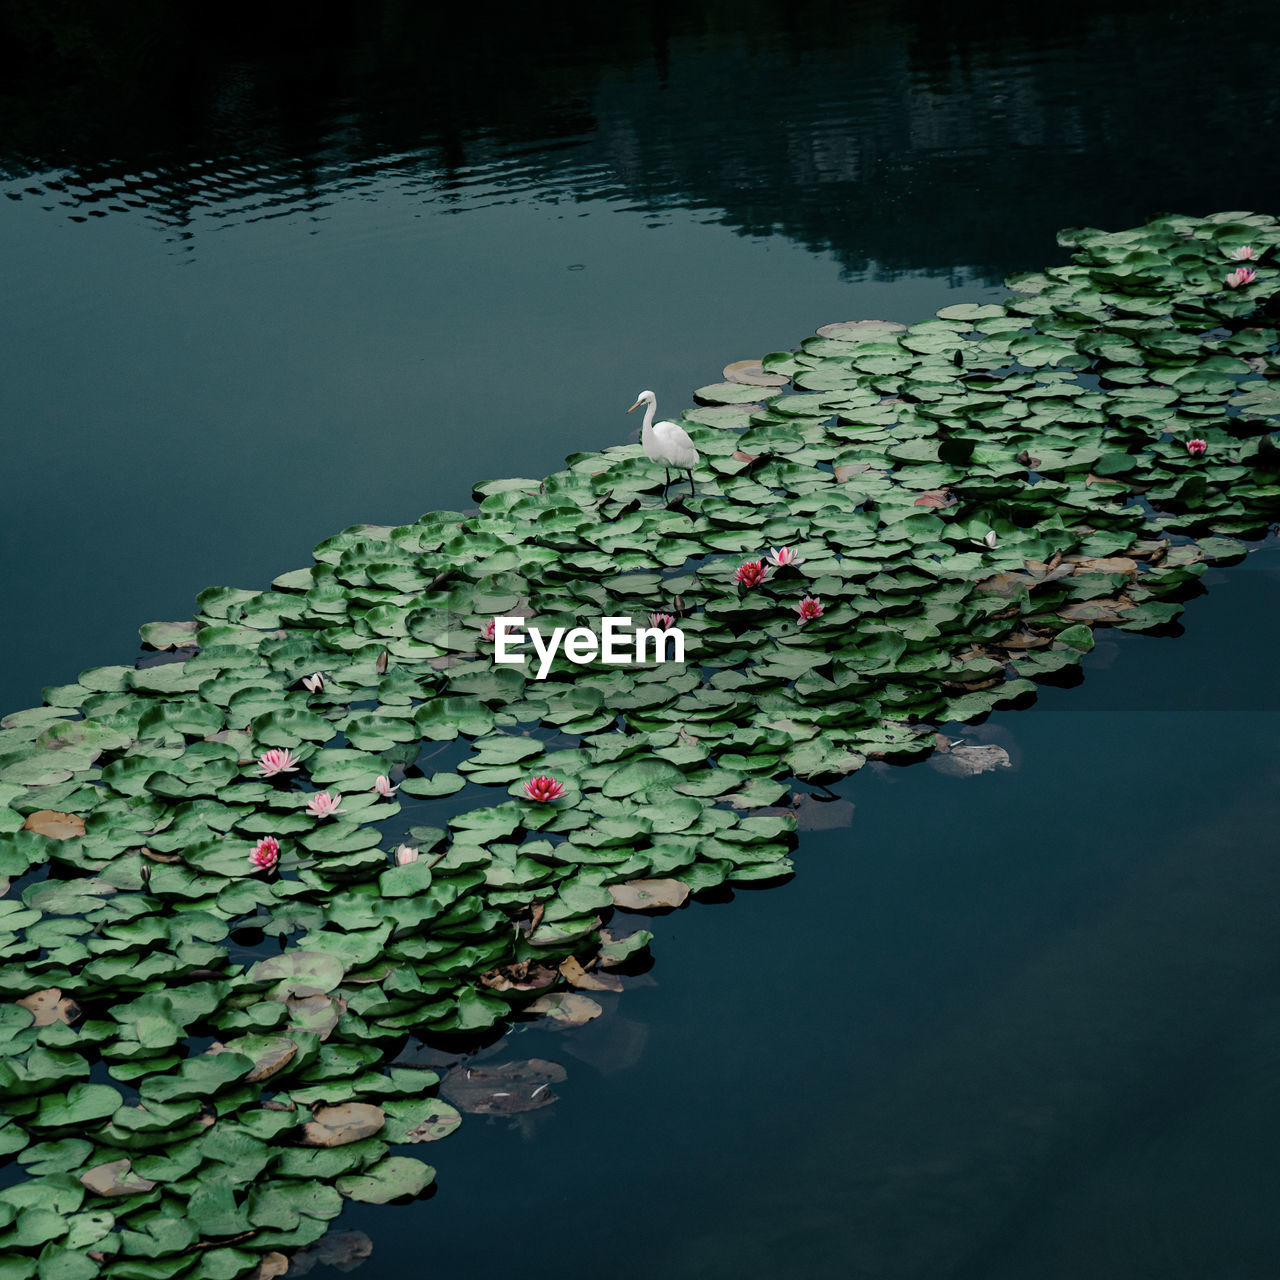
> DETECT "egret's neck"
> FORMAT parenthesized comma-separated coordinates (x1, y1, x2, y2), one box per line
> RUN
(640, 398, 656, 441)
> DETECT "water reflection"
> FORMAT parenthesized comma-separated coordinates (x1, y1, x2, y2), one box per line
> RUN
(4, 1, 1280, 274)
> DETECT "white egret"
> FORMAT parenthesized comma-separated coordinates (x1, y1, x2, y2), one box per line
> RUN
(628, 389, 699, 497)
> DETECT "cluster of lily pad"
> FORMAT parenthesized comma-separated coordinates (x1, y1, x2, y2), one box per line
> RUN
(0, 210, 1279, 1279)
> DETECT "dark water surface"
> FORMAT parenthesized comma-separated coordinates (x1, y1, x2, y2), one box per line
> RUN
(3, 2, 1280, 1275)
(348, 559, 1280, 1280)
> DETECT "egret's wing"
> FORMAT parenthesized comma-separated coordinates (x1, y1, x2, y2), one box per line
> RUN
(654, 420, 700, 467)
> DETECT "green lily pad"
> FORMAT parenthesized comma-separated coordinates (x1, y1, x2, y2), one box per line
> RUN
(336, 1155, 435, 1203)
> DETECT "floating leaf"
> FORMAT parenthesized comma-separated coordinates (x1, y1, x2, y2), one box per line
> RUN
(139, 620, 199, 650)
(301, 1103, 385, 1147)
(15, 989, 80, 1027)
(80, 1158, 157, 1197)
(336, 1156, 434, 1203)
(381, 1097, 462, 1144)
(722, 359, 789, 387)
(32, 1083, 123, 1130)
(608, 878, 692, 911)
(248, 951, 346, 997)
(20, 811, 85, 841)
(597, 928, 654, 967)
(525, 992, 603, 1028)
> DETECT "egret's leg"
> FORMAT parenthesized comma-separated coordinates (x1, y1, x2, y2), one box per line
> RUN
(663, 467, 671, 496)
(687, 468, 696, 496)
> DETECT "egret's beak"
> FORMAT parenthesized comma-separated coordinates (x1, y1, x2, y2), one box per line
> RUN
(627, 400, 642, 413)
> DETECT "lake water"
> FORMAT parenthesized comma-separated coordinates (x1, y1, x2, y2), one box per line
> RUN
(3, 2, 1280, 1275)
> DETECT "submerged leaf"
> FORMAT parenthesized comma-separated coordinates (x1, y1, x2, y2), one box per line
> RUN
(440, 1060, 566, 1115)
(929, 743, 1013, 777)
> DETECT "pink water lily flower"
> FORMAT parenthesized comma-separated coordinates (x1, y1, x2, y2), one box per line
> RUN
(256, 747, 301, 778)
(1226, 267, 1257, 288)
(306, 791, 344, 819)
(249, 837, 280, 872)
(736, 560, 767, 589)
(1228, 246, 1257, 261)
(393, 844, 419, 865)
(1186, 438, 1208, 457)
(302, 672, 325, 693)
(765, 546, 805, 568)
(521, 775, 566, 803)
(794, 596, 825, 624)
(482, 618, 497, 642)
(373, 775, 398, 798)
(649, 612, 676, 629)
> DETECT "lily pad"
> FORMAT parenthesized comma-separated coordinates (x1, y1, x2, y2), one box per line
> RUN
(301, 1102, 386, 1147)
(336, 1156, 434, 1203)
(608, 879, 691, 911)
(80, 1158, 157, 1197)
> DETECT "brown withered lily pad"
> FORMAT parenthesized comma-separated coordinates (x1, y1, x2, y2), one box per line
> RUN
(251, 1253, 290, 1280)
(479, 960, 560, 993)
(213, 1035, 299, 1083)
(525, 992, 603, 1028)
(140, 846, 182, 863)
(1127, 539, 1170, 562)
(1060, 596, 1135, 622)
(22, 810, 85, 840)
(286, 994, 344, 1041)
(975, 572, 1036, 597)
(913, 488, 955, 509)
(17, 988, 81, 1027)
(993, 630, 1054, 650)
(722, 359, 789, 387)
(834, 462, 874, 483)
(80, 1158, 157, 1197)
(440, 1060, 566, 1115)
(558, 956, 623, 993)
(608, 878, 690, 911)
(302, 1103, 385, 1147)
(940, 675, 1003, 692)
(1068, 556, 1139, 577)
